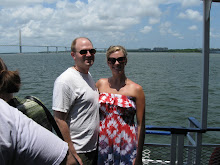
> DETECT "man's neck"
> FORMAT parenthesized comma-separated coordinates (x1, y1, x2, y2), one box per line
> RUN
(73, 66, 89, 74)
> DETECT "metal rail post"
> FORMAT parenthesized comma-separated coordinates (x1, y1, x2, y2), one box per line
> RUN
(201, 0, 211, 130)
(177, 135, 184, 165)
(195, 132, 203, 165)
(170, 134, 177, 165)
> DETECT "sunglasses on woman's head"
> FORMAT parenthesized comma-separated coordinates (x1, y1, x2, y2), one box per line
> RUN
(77, 49, 96, 55)
(108, 57, 126, 64)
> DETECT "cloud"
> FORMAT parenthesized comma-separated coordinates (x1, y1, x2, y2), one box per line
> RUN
(0, 0, 57, 7)
(149, 17, 160, 24)
(181, 0, 201, 7)
(160, 21, 184, 39)
(210, 32, 220, 38)
(140, 26, 152, 34)
(178, 9, 202, 22)
(159, 21, 171, 35)
(0, 0, 163, 44)
(188, 25, 198, 31)
(0, 0, 219, 50)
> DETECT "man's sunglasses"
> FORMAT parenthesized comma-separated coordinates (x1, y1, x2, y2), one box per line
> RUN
(77, 49, 96, 55)
(108, 57, 126, 64)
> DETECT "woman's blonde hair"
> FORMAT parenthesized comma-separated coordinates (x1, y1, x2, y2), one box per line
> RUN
(106, 45, 127, 59)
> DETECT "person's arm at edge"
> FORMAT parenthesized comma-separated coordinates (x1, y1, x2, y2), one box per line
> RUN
(133, 85, 146, 165)
(54, 111, 83, 165)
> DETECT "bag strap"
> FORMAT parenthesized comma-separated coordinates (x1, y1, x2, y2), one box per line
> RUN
(25, 96, 64, 140)
(25, 96, 80, 165)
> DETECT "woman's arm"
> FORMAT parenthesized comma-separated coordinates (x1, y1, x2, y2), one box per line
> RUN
(133, 85, 146, 165)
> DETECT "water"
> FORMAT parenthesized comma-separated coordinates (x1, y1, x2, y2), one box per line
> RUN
(1, 52, 220, 143)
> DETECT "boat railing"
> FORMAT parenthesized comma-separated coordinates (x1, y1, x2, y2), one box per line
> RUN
(143, 117, 220, 165)
(143, 0, 220, 164)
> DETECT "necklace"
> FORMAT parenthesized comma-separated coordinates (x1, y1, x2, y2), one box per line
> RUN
(109, 77, 127, 91)
(73, 66, 80, 72)
(73, 66, 89, 74)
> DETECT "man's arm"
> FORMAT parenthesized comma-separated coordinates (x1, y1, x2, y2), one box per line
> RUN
(54, 111, 83, 165)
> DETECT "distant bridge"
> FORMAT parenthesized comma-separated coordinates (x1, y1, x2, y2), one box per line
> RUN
(0, 44, 72, 53)
(0, 44, 107, 53)
(0, 30, 107, 53)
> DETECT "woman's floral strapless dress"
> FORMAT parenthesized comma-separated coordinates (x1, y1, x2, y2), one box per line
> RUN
(98, 92, 137, 165)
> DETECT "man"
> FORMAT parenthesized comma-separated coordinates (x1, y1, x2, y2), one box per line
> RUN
(0, 98, 78, 165)
(53, 37, 99, 165)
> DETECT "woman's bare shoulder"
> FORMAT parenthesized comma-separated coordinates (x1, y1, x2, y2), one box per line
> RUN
(126, 79, 145, 97)
(127, 79, 143, 91)
(96, 78, 108, 84)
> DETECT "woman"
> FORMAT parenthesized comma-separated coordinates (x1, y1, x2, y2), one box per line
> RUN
(0, 58, 74, 165)
(0, 58, 54, 131)
(96, 46, 146, 165)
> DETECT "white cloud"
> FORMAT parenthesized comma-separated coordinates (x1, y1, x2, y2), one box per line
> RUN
(140, 26, 152, 34)
(0, 0, 163, 42)
(0, 0, 57, 7)
(160, 21, 183, 39)
(149, 17, 160, 24)
(178, 9, 202, 22)
(210, 32, 220, 38)
(0, 0, 219, 49)
(188, 25, 198, 31)
(181, 0, 201, 7)
(160, 21, 171, 35)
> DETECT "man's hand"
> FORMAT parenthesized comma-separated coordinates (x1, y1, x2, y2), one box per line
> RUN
(66, 151, 83, 165)
(61, 150, 83, 165)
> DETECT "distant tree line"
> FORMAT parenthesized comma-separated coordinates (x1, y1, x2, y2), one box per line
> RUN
(126, 48, 202, 53)
(167, 49, 201, 53)
(97, 48, 220, 53)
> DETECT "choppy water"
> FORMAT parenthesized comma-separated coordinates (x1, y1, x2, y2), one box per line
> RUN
(1, 52, 220, 143)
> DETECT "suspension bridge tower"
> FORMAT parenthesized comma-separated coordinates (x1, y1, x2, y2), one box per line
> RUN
(19, 29, 22, 53)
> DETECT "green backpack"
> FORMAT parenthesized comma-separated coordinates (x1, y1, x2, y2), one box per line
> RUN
(8, 96, 63, 140)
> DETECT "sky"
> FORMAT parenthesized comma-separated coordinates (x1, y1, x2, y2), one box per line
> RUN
(0, 0, 220, 51)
